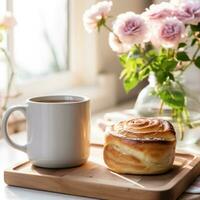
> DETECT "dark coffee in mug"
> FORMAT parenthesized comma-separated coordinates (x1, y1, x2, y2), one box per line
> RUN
(34, 100, 80, 103)
(31, 96, 84, 103)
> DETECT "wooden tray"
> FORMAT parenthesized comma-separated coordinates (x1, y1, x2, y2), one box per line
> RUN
(4, 145, 200, 200)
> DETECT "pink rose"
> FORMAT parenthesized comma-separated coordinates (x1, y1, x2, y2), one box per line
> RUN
(0, 12, 16, 30)
(113, 12, 149, 45)
(83, 1, 113, 33)
(173, 2, 200, 25)
(143, 2, 175, 21)
(151, 17, 186, 48)
(108, 33, 131, 53)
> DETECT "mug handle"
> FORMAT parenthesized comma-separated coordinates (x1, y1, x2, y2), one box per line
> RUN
(2, 105, 27, 153)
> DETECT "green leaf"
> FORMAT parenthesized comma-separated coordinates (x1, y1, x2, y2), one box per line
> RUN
(119, 54, 128, 65)
(146, 49, 157, 57)
(123, 73, 139, 93)
(135, 58, 143, 66)
(190, 23, 200, 32)
(128, 45, 140, 59)
(157, 80, 186, 109)
(125, 58, 136, 69)
(168, 73, 175, 81)
(195, 56, 200, 69)
(158, 89, 185, 109)
(139, 67, 150, 80)
(178, 43, 187, 49)
(176, 51, 190, 61)
(119, 69, 127, 79)
(162, 59, 178, 71)
(191, 38, 197, 46)
(119, 54, 138, 81)
(155, 71, 168, 84)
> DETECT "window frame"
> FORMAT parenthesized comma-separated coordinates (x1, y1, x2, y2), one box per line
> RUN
(5, 0, 98, 96)
(4, 0, 117, 113)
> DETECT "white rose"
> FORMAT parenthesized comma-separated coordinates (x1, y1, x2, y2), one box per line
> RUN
(83, 1, 113, 33)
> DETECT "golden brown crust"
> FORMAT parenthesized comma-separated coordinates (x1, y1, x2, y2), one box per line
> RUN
(103, 118, 176, 174)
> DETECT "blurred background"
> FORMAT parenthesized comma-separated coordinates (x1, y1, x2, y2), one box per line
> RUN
(0, 0, 200, 136)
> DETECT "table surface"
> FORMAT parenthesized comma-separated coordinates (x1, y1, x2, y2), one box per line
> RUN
(0, 133, 93, 200)
(1, 101, 200, 200)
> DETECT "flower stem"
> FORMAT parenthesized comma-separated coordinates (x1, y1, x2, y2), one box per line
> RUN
(103, 23, 112, 32)
(103, 23, 119, 38)
(159, 101, 164, 115)
(178, 120, 184, 140)
(191, 120, 200, 127)
(192, 46, 200, 62)
(176, 109, 184, 140)
(0, 48, 15, 111)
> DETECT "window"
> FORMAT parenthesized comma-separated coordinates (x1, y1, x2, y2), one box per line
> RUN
(0, 0, 116, 112)
(0, 0, 70, 89)
(13, 0, 69, 82)
(0, 0, 100, 91)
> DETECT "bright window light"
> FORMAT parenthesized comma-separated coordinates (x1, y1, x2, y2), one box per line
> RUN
(13, 0, 69, 83)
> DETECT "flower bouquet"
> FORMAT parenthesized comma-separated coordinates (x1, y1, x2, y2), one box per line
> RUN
(83, 0, 200, 139)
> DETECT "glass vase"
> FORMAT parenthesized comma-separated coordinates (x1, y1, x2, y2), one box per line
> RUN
(134, 73, 200, 154)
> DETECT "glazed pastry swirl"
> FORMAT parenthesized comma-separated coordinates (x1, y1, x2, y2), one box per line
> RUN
(109, 118, 175, 141)
(103, 118, 176, 174)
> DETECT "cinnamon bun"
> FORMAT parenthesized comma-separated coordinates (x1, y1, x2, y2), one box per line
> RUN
(103, 118, 176, 174)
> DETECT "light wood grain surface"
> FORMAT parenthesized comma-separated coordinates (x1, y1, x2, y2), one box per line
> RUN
(4, 145, 200, 200)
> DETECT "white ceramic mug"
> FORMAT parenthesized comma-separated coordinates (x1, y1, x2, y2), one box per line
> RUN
(2, 95, 90, 168)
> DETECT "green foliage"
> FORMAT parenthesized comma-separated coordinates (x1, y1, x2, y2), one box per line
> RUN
(119, 46, 152, 92)
(191, 38, 197, 46)
(195, 56, 200, 69)
(160, 90, 185, 108)
(149, 50, 177, 84)
(119, 54, 127, 66)
(178, 43, 187, 48)
(162, 59, 178, 71)
(190, 23, 200, 32)
(176, 51, 190, 61)
(123, 74, 139, 93)
(120, 46, 179, 92)
(139, 67, 150, 80)
(156, 81, 185, 109)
